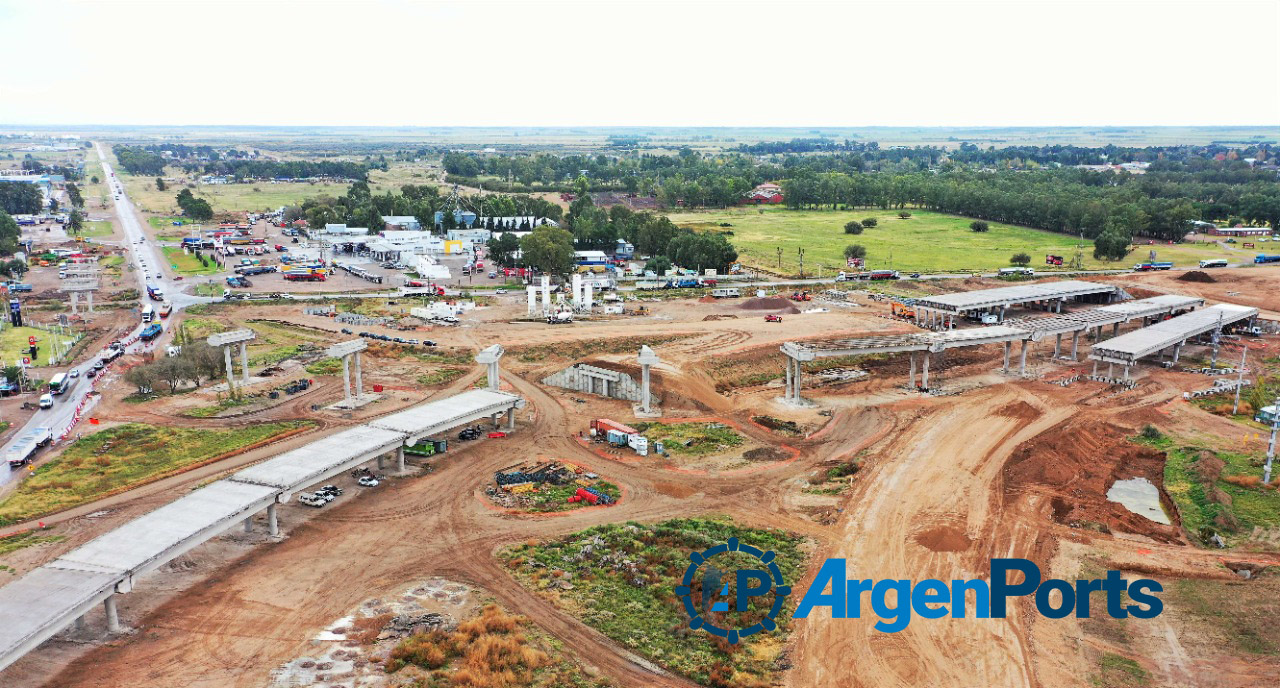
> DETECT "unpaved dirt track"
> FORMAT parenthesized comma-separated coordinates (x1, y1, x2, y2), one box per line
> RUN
(6, 279, 1280, 688)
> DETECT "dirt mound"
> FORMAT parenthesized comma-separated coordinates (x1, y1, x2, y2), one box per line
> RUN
(995, 400, 1041, 421)
(739, 296, 796, 311)
(742, 447, 789, 462)
(913, 525, 972, 552)
(1178, 270, 1217, 283)
(702, 314, 739, 321)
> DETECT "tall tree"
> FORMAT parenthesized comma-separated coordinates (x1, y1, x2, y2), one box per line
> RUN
(518, 226, 574, 278)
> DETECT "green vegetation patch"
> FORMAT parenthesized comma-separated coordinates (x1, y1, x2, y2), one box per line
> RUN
(0, 531, 66, 557)
(667, 207, 1237, 275)
(417, 367, 468, 387)
(160, 246, 219, 276)
(1168, 573, 1280, 656)
(1090, 653, 1151, 687)
(0, 421, 313, 525)
(1137, 433, 1280, 545)
(77, 220, 114, 238)
(182, 395, 256, 418)
(522, 481, 621, 513)
(305, 358, 344, 375)
(500, 517, 807, 686)
(632, 422, 744, 457)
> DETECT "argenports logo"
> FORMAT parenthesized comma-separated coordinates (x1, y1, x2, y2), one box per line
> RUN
(675, 537, 791, 644)
(676, 547, 1163, 641)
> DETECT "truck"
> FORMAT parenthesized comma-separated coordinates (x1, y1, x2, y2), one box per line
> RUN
(5, 438, 38, 468)
(158, 301, 172, 318)
(669, 278, 701, 289)
(283, 271, 325, 282)
(858, 270, 900, 281)
(998, 267, 1036, 276)
(4, 283, 33, 292)
(711, 287, 741, 298)
(1045, 255, 1064, 266)
(546, 311, 574, 324)
(1198, 259, 1228, 268)
(1132, 262, 1173, 271)
(1254, 254, 1280, 264)
(234, 265, 276, 276)
(140, 323, 163, 342)
(146, 284, 164, 300)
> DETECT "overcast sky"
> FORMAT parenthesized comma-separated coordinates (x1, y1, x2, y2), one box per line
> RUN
(1, 0, 1277, 128)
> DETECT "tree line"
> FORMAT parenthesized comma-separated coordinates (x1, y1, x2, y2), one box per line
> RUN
(0, 182, 43, 215)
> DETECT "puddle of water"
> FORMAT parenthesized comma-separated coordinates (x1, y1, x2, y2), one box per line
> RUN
(1106, 477, 1171, 525)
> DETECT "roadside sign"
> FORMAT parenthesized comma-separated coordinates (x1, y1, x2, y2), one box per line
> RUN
(28, 336, 36, 345)
(21, 356, 30, 365)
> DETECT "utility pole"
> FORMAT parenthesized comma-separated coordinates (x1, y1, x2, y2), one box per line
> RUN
(1210, 312, 1224, 368)
(1232, 345, 1248, 415)
(797, 247, 805, 279)
(1264, 393, 1279, 485)
(776, 247, 782, 272)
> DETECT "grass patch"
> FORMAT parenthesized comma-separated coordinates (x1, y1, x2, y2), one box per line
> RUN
(0, 326, 74, 369)
(182, 395, 255, 418)
(524, 481, 621, 513)
(0, 421, 313, 525)
(386, 603, 604, 687)
(160, 246, 219, 276)
(510, 333, 696, 363)
(667, 207, 1240, 275)
(1137, 433, 1280, 545)
(631, 422, 744, 457)
(305, 358, 344, 375)
(417, 367, 468, 387)
(192, 281, 223, 297)
(500, 517, 807, 686)
(0, 531, 66, 557)
(1090, 653, 1150, 687)
(76, 220, 114, 238)
(1167, 573, 1280, 656)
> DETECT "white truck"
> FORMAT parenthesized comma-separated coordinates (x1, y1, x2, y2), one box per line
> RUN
(711, 287, 741, 298)
(546, 311, 574, 324)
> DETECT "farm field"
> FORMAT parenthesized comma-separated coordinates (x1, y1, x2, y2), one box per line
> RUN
(667, 207, 1242, 275)
(0, 421, 314, 526)
(0, 326, 77, 369)
(77, 220, 114, 238)
(115, 167, 352, 215)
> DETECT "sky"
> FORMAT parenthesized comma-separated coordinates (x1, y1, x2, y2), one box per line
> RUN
(1, 0, 1277, 128)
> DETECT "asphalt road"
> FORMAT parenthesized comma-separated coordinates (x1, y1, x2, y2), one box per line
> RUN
(0, 144, 212, 486)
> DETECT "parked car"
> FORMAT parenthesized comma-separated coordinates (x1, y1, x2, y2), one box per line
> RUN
(357, 475, 380, 487)
(341, 328, 353, 335)
(458, 426, 482, 441)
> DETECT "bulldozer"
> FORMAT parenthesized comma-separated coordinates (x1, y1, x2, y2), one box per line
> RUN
(890, 302, 916, 319)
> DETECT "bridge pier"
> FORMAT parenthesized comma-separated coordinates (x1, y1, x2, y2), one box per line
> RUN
(268, 504, 279, 537)
(104, 595, 121, 634)
(397, 445, 406, 473)
(1002, 341, 1011, 372)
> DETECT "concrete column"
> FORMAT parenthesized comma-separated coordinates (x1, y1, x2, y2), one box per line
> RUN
(342, 355, 352, 401)
(223, 346, 235, 393)
(104, 595, 120, 633)
(70, 291, 78, 315)
(909, 352, 917, 388)
(1122, 365, 1130, 382)
(492, 413, 500, 428)
(87, 291, 94, 313)
(1092, 360, 1099, 375)
(487, 361, 499, 390)
(1071, 332, 1079, 361)
(506, 406, 515, 429)
(1095, 326, 1102, 342)
(1112, 322, 1120, 337)
(1002, 341, 1011, 372)
(268, 504, 278, 537)
(1054, 333, 1062, 358)
(377, 455, 385, 470)
(641, 363, 651, 412)
(793, 359, 802, 402)
(397, 445, 405, 472)
(785, 356, 793, 398)
(584, 283, 593, 310)
(527, 287, 536, 315)
(75, 615, 86, 631)
(239, 340, 249, 384)
(1019, 340, 1028, 375)
(243, 516, 252, 533)
(1173, 343, 1182, 363)
(540, 276, 551, 312)
(1000, 305, 1007, 322)
(354, 351, 363, 396)
(1108, 363, 1114, 378)
(921, 353, 930, 389)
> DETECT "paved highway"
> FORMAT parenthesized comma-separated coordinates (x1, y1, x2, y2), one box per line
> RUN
(0, 144, 210, 487)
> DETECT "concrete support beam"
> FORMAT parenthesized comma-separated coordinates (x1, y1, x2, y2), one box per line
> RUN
(506, 406, 515, 430)
(397, 445, 406, 473)
(1172, 343, 1182, 363)
(223, 346, 235, 393)
(1019, 339, 1028, 375)
(243, 516, 252, 533)
(1122, 365, 1131, 382)
(909, 352, 917, 388)
(1071, 332, 1080, 361)
(268, 504, 278, 537)
(104, 595, 120, 634)
(1054, 333, 1062, 358)
(75, 615, 86, 632)
(1093, 360, 1099, 375)
(1108, 363, 1114, 378)
(1112, 322, 1120, 337)
(342, 355, 351, 401)
(793, 359, 803, 402)
(1003, 341, 1011, 372)
(239, 340, 250, 384)
(354, 351, 363, 397)
(921, 352, 931, 389)
(785, 356, 794, 398)
(377, 455, 385, 470)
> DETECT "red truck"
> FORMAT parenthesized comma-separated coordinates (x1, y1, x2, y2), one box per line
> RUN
(590, 418, 638, 436)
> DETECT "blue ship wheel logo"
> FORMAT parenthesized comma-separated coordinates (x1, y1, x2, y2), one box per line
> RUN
(675, 537, 790, 644)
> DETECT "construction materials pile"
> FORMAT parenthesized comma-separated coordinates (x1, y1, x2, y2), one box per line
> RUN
(738, 296, 800, 312)
(1178, 270, 1217, 283)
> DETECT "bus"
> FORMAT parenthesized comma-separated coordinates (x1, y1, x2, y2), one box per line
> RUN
(48, 372, 77, 395)
(141, 304, 155, 322)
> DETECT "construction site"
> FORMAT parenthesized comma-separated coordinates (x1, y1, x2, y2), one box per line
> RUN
(2, 264, 1280, 688)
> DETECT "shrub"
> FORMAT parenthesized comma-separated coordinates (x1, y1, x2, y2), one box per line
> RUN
(897, 211, 912, 219)
(1224, 474, 1261, 488)
(862, 217, 877, 227)
(843, 220, 863, 235)
(1140, 425, 1163, 440)
(1011, 252, 1031, 266)
(970, 220, 989, 232)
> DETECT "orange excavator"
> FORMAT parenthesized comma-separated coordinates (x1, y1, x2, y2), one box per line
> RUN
(890, 302, 916, 319)
(790, 290, 812, 301)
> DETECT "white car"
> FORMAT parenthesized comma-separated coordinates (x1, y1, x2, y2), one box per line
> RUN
(38, 393, 54, 409)
(495, 288, 507, 295)
(357, 476, 380, 487)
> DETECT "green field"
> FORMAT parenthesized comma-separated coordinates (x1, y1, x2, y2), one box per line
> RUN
(160, 246, 220, 276)
(121, 171, 351, 214)
(0, 421, 313, 525)
(0, 326, 77, 369)
(78, 220, 114, 238)
(667, 207, 1241, 275)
